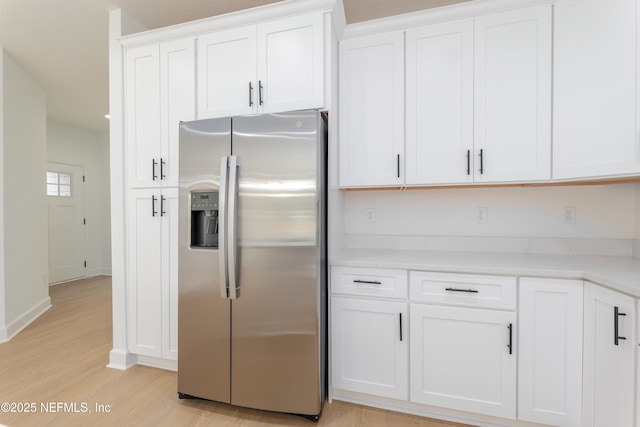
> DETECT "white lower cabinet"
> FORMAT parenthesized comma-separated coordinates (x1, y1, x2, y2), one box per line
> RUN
(331, 297, 408, 399)
(331, 267, 638, 427)
(583, 282, 636, 427)
(410, 304, 516, 419)
(518, 278, 583, 426)
(127, 187, 178, 360)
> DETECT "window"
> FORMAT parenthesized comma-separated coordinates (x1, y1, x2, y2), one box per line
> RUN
(47, 171, 72, 197)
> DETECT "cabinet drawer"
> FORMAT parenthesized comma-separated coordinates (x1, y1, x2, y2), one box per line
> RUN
(410, 271, 516, 310)
(331, 267, 408, 299)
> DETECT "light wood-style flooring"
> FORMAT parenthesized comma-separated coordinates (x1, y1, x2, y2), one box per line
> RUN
(0, 276, 471, 427)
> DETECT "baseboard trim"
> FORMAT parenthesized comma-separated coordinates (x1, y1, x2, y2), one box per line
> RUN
(106, 348, 137, 370)
(136, 355, 177, 372)
(0, 297, 51, 343)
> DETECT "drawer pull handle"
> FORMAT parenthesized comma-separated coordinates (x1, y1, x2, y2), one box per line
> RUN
(354, 279, 382, 285)
(445, 287, 479, 293)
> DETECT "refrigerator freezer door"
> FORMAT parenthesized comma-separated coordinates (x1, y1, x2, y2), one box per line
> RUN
(178, 118, 232, 403)
(230, 111, 324, 415)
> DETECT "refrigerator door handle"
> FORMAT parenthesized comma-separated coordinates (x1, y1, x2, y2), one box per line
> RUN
(218, 156, 230, 299)
(227, 155, 239, 299)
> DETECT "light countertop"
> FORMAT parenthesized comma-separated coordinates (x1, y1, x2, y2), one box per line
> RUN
(331, 248, 640, 297)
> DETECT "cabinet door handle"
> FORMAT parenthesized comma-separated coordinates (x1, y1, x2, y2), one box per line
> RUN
(507, 323, 513, 355)
(479, 149, 484, 175)
(614, 306, 627, 345)
(353, 279, 382, 285)
(466, 149, 471, 175)
(258, 80, 264, 105)
(399, 313, 403, 342)
(160, 195, 166, 217)
(397, 154, 400, 178)
(152, 159, 158, 180)
(160, 158, 166, 180)
(152, 195, 158, 217)
(445, 287, 479, 294)
(249, 81, 254, 107)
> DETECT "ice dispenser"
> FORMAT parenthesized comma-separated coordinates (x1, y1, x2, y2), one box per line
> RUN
(190, 191, 219, 248)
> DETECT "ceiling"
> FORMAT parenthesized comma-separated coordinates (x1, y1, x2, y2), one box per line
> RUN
(0, 0, 469, 133)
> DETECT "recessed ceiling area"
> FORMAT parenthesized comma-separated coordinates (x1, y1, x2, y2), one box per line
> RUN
(0, 0, 470, 133)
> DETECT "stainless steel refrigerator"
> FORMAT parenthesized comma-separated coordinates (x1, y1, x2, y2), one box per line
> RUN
(177, 110, 327, 420)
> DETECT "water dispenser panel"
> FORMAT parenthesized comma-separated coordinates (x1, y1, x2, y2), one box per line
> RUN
(190, 191, 219, 249)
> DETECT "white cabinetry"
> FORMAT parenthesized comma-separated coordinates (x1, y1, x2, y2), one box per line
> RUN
(339, 32, 404, 187)
(518, 278, 583, 426)
(554, 0, 640, 180)
(473, 6, 551, 183)
(331, 267, 408, 399)
(405, 5, 551, 186)
(409, 272, 517, 419)
(583, 282, 636, 427)
(126, 188, 178, 360)
(406, 19, 473, 185)
(197, 12, 324, 119)
(124, 38, 194, 362)
(126, 39, 195, 188)
(331, 298, 407, 399)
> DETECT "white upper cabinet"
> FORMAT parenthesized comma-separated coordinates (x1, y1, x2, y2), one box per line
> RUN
(406, 19, 474, 185)
(554, 0, 640, 180)
(257, 13, 324, 113)
(197, 12, 324, 119)
(126, 39, 195, 188)
(339, 32, 405, 187)
(197, 27, 257, 118)
(474, 5, 552, 183)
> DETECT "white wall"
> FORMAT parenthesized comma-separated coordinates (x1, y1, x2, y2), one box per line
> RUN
(343, 184, 637, 254)
(47, 120, 111, 277)
(0, 49, 50, 339)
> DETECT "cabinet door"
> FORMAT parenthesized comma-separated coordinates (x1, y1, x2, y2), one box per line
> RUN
(161, 188, 179, 360)
(554, 0, 640, 179)
(197, 27, 257, 119)
(339, 32, 404, 187)
(518, 278, 583, 426)
(161, 39, 195, 187)
(410, 304, 516, 419)
(474, 5, 552, 183)
(583, 283, 636, 427)
(406, 19, 474, 185)
(127, 189, 163, 357)
(126, 45, 161, 188)
(258, 12, 324, 113)
(331, 297, 407, 400)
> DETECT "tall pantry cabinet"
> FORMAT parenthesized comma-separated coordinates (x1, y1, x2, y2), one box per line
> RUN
(124, 39, 195, 360)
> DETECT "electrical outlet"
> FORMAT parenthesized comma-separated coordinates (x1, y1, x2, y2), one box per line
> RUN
(564, 206, 576, 224)
(476, 207, 488, 224)
(365, 208, 376, 223)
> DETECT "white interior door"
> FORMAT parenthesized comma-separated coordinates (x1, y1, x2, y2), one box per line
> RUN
(47, 163, 86, 284)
